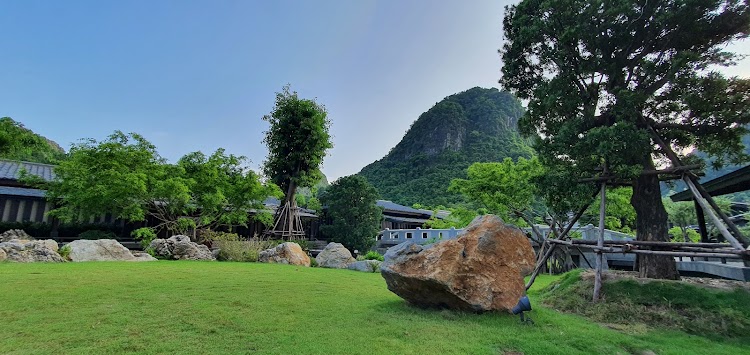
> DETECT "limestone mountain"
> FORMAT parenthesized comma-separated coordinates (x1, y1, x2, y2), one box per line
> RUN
(358, 87, 533, 207)
(0, 117, 66, 164)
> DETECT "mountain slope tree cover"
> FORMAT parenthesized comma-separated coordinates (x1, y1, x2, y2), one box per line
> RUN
(501, 0, 750, 279)
(319, 175, 383, 253)
(358, 87, 534, 207)
(0, 117, 65, 164)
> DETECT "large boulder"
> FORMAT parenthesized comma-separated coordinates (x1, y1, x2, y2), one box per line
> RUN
(0, 239, 64, 262)
(131, 252, 158, 262)
(316, 242, 355, 269)
(380, 215, 535, 313)
(0, 229, 34, 242)
(66, 239, 136, 262)
(259, 242, 310, 266)
(149, 235, 215, 261)
(347, 260, 381, 273)
(0, 248, 6, 262)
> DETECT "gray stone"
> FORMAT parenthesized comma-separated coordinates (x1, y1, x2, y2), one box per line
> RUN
(0, 239, 64, 263)
(315, 242, 356, 269)
(0, 229, 34, 242)
(347, 260, 382, 272)
(131, 252, 158, 262)
(67, 239, 136, 262)
(149, 235, 215, 261)
(259, 242, 310, 266)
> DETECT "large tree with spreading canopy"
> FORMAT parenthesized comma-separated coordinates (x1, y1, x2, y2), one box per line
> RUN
(501, 0, 750, 279)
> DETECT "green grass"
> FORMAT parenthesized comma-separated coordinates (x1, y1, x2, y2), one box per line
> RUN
(540, 269, 750, 341)
(0, 262, 747, 355)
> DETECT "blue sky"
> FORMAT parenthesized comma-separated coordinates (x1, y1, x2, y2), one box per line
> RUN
(1, 1, 749, 180)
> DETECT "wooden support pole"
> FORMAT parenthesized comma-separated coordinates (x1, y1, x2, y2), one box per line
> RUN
(593, 181, 606, 302)
(684, 177, 744, 250)
(548, 240, 747, 259)
(525, 242, 557, 291)
(694, 198, 710, 244)
(565, 239, 733, 248)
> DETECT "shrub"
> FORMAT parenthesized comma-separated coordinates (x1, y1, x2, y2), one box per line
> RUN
(78, 230, 117, 240)
(214, 239, 278, 262)
(58, 245, 71, 261)
(363, 251, 384, 261)
(132, 227, 158, 249)
(310, 258, 318, 267)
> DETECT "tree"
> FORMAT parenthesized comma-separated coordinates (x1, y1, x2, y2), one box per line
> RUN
(501, 0, 750, 279)
(0, 117, 65, 164)
(45, 131, 277, 237)
(450, 157, 547, 241)
(584, 188, 637, 234)
(262, 85, 332, 238)
(320, 175, 382, 253)
(664, 196, 732, 242)
(46, 131, 169, 223)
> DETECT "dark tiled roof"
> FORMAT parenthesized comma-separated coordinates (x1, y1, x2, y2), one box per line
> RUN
(0, 186, 47, 198)
(376, 200, 430, 215)
(0, 160, 56, 182)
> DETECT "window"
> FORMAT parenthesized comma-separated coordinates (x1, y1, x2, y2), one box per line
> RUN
(422, 232, 428, 239)
(406, 232, 413, 239)
(393, 232, 398, 239)
(439, 232, 443, 239)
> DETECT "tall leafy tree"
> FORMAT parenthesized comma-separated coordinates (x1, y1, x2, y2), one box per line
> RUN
(501, 0, 750, 279)
(320, 175, 382, 253)
(262, 85, 332, 237)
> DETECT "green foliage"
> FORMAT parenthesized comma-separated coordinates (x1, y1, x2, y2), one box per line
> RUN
(362, 251, 384, 262)
(669, 227, 700, 243)
(423, 206, 481, 229)
(502, 0, 750, 277)
(541, 270, 750, 339)
(262, 85, 332, 199)
(45, 131, 166, 223)
(58, 245, 71, 261)
(131, 227, 157, 249)
(450, 157, 543, 219)
(78, 230, 117, 240)
(44, 131, 277, 235)
(583, 188, 636, 234)
(215, 239, 278, 262)
(0, 117, 66, 164)
(320, 175, 382, 252)
(358, 87, 533, 207)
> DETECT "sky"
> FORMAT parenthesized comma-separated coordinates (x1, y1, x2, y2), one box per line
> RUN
(1, 1, 749, 181)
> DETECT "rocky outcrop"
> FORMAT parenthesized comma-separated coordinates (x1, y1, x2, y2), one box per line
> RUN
(380, 215, 535, 312)
(316, 242, 355, 269)
(150, 235, 215, 261)
(0, 229, 34, 242)
(259, 242, 310, 266)
(347, 260, 381, 273)
(66, 239, 136, 262)
(0, 239, 64, 262)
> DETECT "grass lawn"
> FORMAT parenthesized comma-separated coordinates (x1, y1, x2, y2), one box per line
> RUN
(1, 262, 747, 354)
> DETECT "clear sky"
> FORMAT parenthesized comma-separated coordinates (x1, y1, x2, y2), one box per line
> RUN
(1, 1, 749, 181)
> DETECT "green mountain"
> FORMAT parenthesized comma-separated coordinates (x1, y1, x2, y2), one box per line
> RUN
(357, 87, 533, 207)
(0, 117, 66, 164)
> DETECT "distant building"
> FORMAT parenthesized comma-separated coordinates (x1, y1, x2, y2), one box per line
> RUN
(376, 200, 446, 229)
(0, 160, 56, 224)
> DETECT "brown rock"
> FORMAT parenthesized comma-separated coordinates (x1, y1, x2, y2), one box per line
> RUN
(380, 215, 535, 312)
(259, 242, 311, 266)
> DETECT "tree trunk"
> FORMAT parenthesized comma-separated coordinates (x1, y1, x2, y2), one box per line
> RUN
(631, 159, 680, 280)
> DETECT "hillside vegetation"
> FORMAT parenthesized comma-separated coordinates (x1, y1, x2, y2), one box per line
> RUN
(358, 87, 533, 206)
(0, 117, 66, 164)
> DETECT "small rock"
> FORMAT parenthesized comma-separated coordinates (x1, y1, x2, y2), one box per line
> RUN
(67, 239, 135, 262)
(131, 252, 158, 262)
(259, 242, 310, 266)
(149, 235, 215, 261)
(316, 242, 355, 269)
(347, 260, 381, 272)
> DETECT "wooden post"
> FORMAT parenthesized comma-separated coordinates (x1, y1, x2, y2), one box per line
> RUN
(593, 181, 606, 302)
(693, 198, 709, 244)
(684, 177, 744, 250)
